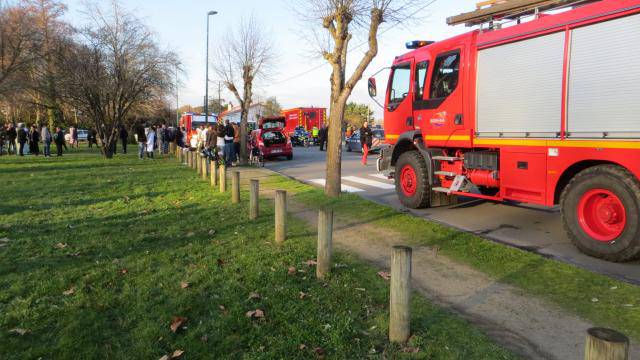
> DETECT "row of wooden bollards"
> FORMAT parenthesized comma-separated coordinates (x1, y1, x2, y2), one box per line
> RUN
(174, 147, 631, 358)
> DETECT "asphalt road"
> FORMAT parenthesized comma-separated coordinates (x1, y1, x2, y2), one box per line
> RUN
(265, 146, 640, 285)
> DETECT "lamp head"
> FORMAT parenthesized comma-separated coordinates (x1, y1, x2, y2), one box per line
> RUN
(208, 10, 218, 16)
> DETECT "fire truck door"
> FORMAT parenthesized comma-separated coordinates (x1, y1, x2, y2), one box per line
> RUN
(414, 48, 466, 146)
(384, 59, 414, 142)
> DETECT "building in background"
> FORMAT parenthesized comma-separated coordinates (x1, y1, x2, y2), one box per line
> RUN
(219, 104, 266, 129)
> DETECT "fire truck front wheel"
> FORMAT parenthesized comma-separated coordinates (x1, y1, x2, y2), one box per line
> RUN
(395, 151, 430, 209)
(561, 165, 640, 262)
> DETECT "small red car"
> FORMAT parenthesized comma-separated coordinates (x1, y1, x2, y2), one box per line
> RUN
(250, 117, 293, 161)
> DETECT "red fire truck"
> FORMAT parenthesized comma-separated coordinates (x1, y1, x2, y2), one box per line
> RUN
(179, 112, 218, 148)
(281, 107, 327, 135)
(371, 0, 640, 261)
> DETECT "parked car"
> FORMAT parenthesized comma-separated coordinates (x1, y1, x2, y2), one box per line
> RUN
(77, 129, 89, 141)
(345, 128, 385, 153)
(250, 117, 293, 160)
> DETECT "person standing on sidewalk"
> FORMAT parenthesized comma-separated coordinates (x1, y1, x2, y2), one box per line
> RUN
(41, 125, 52, 157)
(359, 121, 373, 166)
(318, 124, 328, 151)
(54, 127, 65, 156)
(160, 124, 169, 155)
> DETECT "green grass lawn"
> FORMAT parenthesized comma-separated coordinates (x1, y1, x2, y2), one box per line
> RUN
(258, 175, 640, 341)
(0, 149, 515, 359)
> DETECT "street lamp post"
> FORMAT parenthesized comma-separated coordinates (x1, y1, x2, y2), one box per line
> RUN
(205, 10, 218, 124)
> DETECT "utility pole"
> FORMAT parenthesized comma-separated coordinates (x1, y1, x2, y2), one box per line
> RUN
(218, 81, 222, 115)
(205, 10, 218, 124)
(175, 65, 179, 126)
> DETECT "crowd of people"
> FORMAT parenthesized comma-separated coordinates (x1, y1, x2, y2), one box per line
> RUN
(0, 122, 68, 157)
(175, 120, 241, 167)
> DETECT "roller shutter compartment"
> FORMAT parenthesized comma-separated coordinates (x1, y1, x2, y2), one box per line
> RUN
(476, 31, 565, 137)
(568, 13, 640, 137)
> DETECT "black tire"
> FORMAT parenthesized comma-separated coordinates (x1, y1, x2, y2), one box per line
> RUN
(394, 151, 431, 209)
(560, 165, 640, 262)
(346, 144, 351, 152)
(286, 154, 293, 160)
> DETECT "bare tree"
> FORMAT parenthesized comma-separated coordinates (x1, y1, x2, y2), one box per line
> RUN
(294, 0, 420, 197)
(214, 15, 274, 165)
(59, 1, 177, 158)
(0, 2, 36, 97)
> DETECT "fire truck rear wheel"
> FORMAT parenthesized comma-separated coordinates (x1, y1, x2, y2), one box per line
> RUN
(395, 151, 430, 209)
(561, 165, 640, 262)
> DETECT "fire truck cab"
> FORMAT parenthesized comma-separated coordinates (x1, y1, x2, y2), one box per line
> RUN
(372, 0, 640, 262)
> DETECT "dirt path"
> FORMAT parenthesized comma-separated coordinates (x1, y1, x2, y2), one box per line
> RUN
(231, 167, 639, 359)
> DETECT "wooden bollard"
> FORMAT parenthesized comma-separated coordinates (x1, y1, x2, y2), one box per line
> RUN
(190, 152, 195, 169)
(201, 156, 208, 179)
(179, 148, 184, 164)
(210, 161, 218, 187)
(316, 209, 333, 280)
(274, 190, 287, 243)
(219, 164, 226, 193)
(187, 151, 192, 167)
(231, 171, 240, 204)
(249, 179, 259, 220)
(584, 328, 629, 360)
(389, 246, 412, 344)
(196, 154, 202, 174)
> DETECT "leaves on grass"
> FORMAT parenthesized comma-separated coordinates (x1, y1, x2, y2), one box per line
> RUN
(248, 292, 261, 300)
(54, 243, 68, 249)
(123, 196, 131, 203)
(402, 347, 421, 353)
(299, 344, 307, 350)
(216, 258, 225, 267)
(171, 350, 184, 358)
(186, 232, 195, 238)
(63, 287, 75, 296)
(180, 282, 190, 289)
(0, 237, 10, 247)
(208, 229, 216, 236)
(9, 328, 30, 336)
(377, 271, 391, 281)
(218, 305, 228, 315)
(67, 252, 81, 257)
(299, 291, 309, 300)
(119, 268, 129, 275)
(303, 259, 317, 266)
(170, 316, 187, 333)
(288, 266, 297, 275)
(245, 309, 265, 319)
(314, 347, 326, 359)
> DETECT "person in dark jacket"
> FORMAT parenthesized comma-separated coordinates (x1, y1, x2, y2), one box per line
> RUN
(28, 124, 40, 156)
(54, 127, 65, 156)
(119, 125, 129, 154)
(17, 124, 27, 156)
(7, 123, 17, 155)
(359, 121, 373, 166)
(223, 120, 235, 166)
(134, 123, 147, 159)
(318, 124, 328, 151)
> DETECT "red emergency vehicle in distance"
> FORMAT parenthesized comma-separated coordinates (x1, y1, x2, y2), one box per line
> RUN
(179, 112, 218, 148)
(281, 107, 327, 135)
(371, 0, 640, 262)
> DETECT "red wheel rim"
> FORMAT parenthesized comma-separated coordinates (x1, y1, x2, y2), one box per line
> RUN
(577, 189, 626, 242)
(400, 165, 417, 197)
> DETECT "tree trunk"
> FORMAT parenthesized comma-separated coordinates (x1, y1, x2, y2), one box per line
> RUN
(325, 100, 346, 197)
(240, 104, 248, 166)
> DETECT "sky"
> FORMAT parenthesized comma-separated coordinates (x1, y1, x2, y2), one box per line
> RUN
(62, 0, 476, 118)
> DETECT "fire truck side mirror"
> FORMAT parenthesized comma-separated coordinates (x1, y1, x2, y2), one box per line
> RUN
(368, 77, 377, 98)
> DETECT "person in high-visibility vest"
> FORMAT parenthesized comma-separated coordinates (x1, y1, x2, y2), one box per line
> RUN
(311, 126, 319, 145)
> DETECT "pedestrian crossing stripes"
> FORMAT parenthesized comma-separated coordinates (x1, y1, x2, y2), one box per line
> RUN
(342, 176, 395, 190)
(309, 179, 364, 193)
(308, 174, 395, 193)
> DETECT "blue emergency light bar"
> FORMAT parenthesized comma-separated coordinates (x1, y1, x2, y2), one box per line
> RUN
(405, 40, 434, 49)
